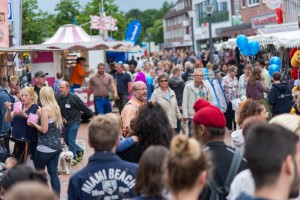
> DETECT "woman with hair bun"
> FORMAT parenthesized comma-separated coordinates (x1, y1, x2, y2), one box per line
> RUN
(166, 134, 210, 200)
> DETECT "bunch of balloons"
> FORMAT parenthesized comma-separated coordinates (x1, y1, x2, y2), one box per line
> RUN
(236, 35, 260, 56)
(268, 56, 281, 76)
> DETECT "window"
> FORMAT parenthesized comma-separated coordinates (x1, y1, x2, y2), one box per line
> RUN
(248, 0, 260, 6)
(196, 0, 229, 26)
(241, 0, 246, 8)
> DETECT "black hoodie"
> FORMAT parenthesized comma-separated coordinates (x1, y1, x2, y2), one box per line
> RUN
(268, 82, 292, 115)
(169, 76, 185, 107)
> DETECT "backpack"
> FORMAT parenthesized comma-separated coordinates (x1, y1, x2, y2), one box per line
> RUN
(208, 149, 243, 200)
(0, 89, 15, 103)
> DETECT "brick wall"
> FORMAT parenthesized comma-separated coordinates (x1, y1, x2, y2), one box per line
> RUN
(239, 1, 274, 23)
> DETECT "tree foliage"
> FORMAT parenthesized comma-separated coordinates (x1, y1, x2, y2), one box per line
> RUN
(22, 0, 50, 44)
(22, 0, 173, 44)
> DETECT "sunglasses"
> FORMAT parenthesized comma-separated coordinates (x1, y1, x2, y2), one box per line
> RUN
(160, 80, 168, 83)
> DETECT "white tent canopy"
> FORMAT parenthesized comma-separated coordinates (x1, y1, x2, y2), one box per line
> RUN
(217, 30, 300, 50)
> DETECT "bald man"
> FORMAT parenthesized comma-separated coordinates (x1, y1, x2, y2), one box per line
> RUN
(120, 81, 147, 137)
(57, 81, 93, 165)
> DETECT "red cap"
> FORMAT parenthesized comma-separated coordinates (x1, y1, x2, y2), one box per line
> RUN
(193, 99, 226, 128)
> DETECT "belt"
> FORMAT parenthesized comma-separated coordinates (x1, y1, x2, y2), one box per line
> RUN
(95, 96, 109, 99)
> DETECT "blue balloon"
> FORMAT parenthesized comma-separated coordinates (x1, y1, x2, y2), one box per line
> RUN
(248, 40, 260, 55)
(269, 56, 281, 67)
(268, 64, 280, 76)
(236, 35, 248, 49)
(241, 47, 250, 56)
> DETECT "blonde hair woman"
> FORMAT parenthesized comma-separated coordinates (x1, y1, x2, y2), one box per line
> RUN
(166, 135, 211, 200)
(28, 86, 62, 196)
(4, 87, 39, 160)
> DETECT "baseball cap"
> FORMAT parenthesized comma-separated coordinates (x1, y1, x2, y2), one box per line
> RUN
(34, 71, 49, 78)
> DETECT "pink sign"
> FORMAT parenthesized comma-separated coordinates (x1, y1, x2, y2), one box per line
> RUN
(0, 0, 9, 47)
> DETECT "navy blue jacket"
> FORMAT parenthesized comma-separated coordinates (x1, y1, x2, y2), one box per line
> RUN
(68, 151, 138, 200)
(268, 82, 292, 115)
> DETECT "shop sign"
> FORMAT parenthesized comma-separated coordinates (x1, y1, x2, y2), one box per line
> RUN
(0, 0, 9, 47)
(251, 13, 277, 29)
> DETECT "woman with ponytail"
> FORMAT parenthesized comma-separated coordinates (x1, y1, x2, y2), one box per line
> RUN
(28, 86, 62, 196)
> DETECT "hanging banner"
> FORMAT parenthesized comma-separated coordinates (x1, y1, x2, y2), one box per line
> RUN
(0, 0, 9, 47)
(125, 20, 142, 45)
(90, 15, 118, 31)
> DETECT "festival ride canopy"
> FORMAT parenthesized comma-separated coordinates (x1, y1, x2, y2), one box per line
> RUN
(0, 24, 134, 52)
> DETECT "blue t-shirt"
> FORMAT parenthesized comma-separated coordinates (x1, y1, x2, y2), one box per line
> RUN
(114, 72, 131, 95)
(236, 193, 271, 200)
(12, 104, 38, 142)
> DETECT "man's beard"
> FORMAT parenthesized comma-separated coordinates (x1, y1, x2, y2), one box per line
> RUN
(289, 158, 300, 198)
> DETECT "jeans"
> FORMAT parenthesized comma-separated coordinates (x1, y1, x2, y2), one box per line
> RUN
(95, 97, 111, 114)
(71, 84, 81, 93)
(34, 149, 61, 196)
(64, 123, 82, 159)
(116, 94, 128, 113)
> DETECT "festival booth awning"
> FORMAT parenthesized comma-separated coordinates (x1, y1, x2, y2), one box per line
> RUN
(217, 30, 300, 50)
(0, 24, 134, 52)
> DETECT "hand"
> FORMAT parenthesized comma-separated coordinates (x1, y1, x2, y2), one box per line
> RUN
(4, 102, 12, 110)
(182, 118, 188, 123)
(113, 93, 118, 101)
(87, 99, 90, 105)
(62, 117, 67, 124)
(16, 111, 28, 119)
(27, 121, 35, 127)
(131, 136, 139, 143)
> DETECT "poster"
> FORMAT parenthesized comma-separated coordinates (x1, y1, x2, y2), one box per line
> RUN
(0, 0, 9, 47)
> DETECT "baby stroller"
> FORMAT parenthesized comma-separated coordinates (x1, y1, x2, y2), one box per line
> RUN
(0, 134, 31, 164)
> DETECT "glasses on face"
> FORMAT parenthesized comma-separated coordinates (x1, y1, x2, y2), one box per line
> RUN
(160, 80, 168, 83)
(135, 88, 148, 91)
(194, 75, 204, 77)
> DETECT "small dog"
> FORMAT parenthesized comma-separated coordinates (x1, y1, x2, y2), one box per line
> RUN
(58, 151, 74, 175)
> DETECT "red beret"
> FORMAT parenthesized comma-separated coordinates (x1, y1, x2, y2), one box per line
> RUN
(193, 99, 226, 128)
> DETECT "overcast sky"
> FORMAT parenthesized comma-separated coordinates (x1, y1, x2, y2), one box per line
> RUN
(37, 0, 176, 13)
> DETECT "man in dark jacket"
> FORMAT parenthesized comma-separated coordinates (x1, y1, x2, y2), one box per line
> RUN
(68, 114, 138, 200)
(57, 81, 93, 165)
(236, 124, 300, 200)
(169, 66, 185, 134)
(268, 72, 292, 116)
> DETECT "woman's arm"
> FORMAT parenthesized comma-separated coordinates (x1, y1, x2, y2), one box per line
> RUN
(32, 107, 49, 134)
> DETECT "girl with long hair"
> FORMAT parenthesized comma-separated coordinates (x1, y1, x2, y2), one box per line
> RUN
(5, 87, 39, 160)
(246, 67, 270, 118)
(28, 86, 62, 196)
(238, 64, 251, 97)
(117, 102, 174, 163)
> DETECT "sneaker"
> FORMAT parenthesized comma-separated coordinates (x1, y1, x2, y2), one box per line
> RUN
(77, 151, 84, 162)
(71, 159, 77, 166)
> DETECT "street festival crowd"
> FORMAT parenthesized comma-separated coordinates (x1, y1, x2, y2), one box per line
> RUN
(0, 49, 300, 200)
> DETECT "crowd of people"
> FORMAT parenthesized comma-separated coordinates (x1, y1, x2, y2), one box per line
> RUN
(0, 50, 299, 200)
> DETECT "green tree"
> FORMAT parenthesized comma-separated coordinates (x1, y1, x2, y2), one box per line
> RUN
(54, 0, 81, 30)
(148, 19, 164, 44)
(22, 0, 49, 44)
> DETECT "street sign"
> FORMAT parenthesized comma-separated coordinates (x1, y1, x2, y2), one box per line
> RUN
(8, 1, 13, 21)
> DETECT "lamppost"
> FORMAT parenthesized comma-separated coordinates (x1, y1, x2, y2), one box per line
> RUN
(204, 2, 214, 63)
(187, 10, 196, 53)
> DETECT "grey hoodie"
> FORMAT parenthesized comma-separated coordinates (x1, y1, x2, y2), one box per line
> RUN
(169, 76, 185, 107)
